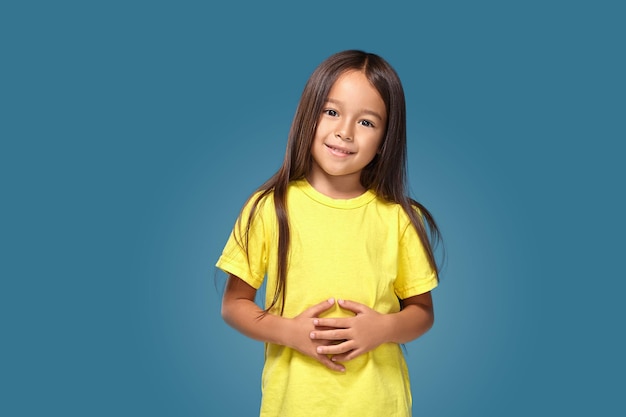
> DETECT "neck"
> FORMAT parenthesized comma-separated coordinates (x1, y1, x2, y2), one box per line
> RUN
(305, 172, 366, 199)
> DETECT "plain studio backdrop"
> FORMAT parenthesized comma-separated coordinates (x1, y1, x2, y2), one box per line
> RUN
(1, 1, 624, 416)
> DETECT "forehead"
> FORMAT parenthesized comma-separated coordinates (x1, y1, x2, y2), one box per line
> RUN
(327, 70, 387, 118)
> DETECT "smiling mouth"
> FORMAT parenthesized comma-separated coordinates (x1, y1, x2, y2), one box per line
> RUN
(325, 144, 355, 155)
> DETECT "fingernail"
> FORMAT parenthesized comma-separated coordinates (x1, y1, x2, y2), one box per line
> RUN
(328, 298, 335, 304)
(310, 332, 315, 339)
(317, 347, 323, 353)
(338, 299, 344, 305)
(313, 319, 319, 325)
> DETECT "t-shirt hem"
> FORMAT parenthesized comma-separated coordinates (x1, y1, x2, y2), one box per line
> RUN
(395, 274, 438, 299)
(215, 256, 263, 289)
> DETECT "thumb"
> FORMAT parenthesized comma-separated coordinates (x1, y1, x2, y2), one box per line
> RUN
(337, 299, 368, 314)
(302, 298, 335, 318)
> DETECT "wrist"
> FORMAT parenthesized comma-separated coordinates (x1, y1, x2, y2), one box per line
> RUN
(380, 312, 397, 344)
(271, 314, 294, 347)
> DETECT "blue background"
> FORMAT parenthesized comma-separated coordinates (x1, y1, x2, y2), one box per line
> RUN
(2, 0, 624, 415)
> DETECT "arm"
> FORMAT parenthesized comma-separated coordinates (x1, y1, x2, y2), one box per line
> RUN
(310, 291, 434, 362)
(221, 274, 346, 371)
(387, 291, 435, 344)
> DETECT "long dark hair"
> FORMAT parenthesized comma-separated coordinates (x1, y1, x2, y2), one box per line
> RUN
(236, 50, 442, 315)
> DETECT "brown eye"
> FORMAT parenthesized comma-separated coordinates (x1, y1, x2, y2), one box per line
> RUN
(324, 109, 338, 117)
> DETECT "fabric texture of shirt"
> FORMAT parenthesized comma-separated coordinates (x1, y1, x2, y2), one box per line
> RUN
(216, 179, 437, 417)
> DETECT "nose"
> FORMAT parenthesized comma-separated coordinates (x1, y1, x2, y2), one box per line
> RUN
(335, 122, 353, 141)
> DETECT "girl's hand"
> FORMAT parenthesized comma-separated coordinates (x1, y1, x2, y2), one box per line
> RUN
(309, 299, 389, 362)
(287, 298, 346, 372)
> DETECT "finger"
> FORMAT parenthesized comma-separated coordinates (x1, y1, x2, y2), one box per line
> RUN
(303, 298, 335, 317)
(313, 317, 350, 328)
(337, 298, 368, 314)
(310, 328, 349, 341)
(331, 349, 360, 363)
(318, 355, 345, 372)
(316, 341, 353, 356)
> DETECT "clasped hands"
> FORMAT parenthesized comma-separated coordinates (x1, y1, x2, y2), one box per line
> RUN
(288, 297, 389, 372)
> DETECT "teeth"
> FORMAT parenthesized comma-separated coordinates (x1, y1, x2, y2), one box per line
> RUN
(328, 145, 352, 154)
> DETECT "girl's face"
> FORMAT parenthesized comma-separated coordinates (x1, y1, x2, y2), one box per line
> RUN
(308, 70, 387, 198)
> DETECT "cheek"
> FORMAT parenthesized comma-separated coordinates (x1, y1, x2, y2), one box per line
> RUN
(369, 133, 385, 154)
(314, 118, 332, 136)
(361, 142, 383, 165)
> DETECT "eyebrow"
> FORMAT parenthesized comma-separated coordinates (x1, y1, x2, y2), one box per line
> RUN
(325, 98, 385, 121)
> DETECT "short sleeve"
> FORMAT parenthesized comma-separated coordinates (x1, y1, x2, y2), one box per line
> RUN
(394, 219, 438, 299)
(215, 194, 272, 289)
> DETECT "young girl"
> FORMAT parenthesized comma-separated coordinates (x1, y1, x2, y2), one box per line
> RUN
(216, 50, 442, 417)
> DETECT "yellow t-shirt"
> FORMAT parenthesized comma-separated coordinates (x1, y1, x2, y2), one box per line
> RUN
(216, 179, 437, 417)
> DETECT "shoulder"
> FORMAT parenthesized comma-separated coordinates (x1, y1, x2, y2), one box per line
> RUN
(235, 188, 277, 228)
(243, 188, 275, 209)
(370, 196, 428, 237)
(242, 180, 306, 217)
(371, 195, 412, 220)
